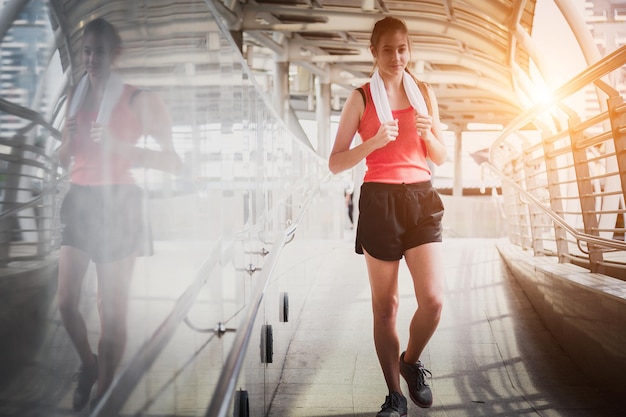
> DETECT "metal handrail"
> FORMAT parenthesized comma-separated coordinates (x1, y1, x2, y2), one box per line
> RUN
(0, 97, 61, 139)
(204, 173, 330, 417)
(0, 192, 47, 220)
(482, 161, 626, 252)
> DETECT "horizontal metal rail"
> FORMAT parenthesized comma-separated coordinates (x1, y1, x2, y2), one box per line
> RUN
(486, 41, 626, 277)
(0, 97, 61, 139)
(0, 190, 50, 220)
(483, 162, 626, 252)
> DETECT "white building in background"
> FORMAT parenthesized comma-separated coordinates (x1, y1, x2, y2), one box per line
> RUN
(585, 0, 626, 112)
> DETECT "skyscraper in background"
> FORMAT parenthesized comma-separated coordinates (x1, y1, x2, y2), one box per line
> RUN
(585, 1, 626, 113)
(0, 0, 51, 138)
(586, 0, 626, 57)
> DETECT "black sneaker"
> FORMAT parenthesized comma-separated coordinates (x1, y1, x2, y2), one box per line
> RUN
(376, 391, 407, 417)
(72, 354, 98, 411)
(399, 351, 433, 408)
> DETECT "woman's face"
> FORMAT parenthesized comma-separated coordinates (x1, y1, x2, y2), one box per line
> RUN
(82, 32, 116, 79)
(371, 30, 411, 77)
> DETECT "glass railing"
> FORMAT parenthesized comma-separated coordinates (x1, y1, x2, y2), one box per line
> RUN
(1, 1, 346, 416)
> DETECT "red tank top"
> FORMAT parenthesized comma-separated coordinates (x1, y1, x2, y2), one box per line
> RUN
(357, 83, 431, 184)
(69, 85, 143, 185)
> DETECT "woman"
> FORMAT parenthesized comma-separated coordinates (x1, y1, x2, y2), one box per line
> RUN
(56, 18, 181, 412)
(328, 16, 446, 417)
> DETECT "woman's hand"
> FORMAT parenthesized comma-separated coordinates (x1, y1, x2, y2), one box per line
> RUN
(90, 122, 107, 143)
(415, 111, 433, 140)
(58, 117, 77, 168)
(372, 120, 399, 149)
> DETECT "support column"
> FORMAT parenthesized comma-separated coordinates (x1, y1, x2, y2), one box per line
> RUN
(274, 61, 289, 124)
(316, 80, 331, 158)
(453, 130, 463, 197)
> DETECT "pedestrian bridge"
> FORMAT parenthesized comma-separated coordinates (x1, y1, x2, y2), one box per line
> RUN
(1, 1, 625, 416)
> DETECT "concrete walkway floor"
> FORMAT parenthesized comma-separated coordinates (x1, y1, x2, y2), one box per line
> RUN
(0, 237, 621, 417)
(266, 237, 621, 417)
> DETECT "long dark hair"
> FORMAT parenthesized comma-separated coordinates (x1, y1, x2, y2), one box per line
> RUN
(369, 16, 431, 113)
(370, 16, 412, 59)
(83, 17, 122, 53)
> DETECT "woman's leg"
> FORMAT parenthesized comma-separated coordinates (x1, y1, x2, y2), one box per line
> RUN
(94, 254, 136, 398)
(364, 250, 402, 394)
(402, 242, 445, 363)
(57, 245, 94, 366)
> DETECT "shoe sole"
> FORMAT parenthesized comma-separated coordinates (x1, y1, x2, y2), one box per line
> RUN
(408, 391, 432, 408)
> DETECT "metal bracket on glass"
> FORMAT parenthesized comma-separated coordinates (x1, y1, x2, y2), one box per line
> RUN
(213, 322, 236, 338)
(183, 318, 236, 338)
(245, 247, 269, 256)
(246, 263, 261, 275)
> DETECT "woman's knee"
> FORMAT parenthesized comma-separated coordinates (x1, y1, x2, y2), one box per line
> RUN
(57, 287, 80, 317)
(372, 298, 399, 323)
(419, 293, 443, 317)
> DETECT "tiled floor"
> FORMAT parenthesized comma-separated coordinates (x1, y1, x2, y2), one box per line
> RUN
(0, 237, 622, 417)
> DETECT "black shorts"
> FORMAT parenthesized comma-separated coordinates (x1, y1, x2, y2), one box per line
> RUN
(60, 184, 150, 263)
(356, 181, 444, 261)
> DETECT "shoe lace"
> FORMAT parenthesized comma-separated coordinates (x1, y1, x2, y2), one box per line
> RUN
(380, 394, 400, 411)
(417, 365, 433, 386)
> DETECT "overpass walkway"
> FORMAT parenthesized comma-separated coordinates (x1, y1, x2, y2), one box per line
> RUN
(0, 236, 621, 417)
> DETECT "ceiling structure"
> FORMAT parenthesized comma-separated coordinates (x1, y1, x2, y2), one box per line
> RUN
(213, 0, 540, 130)
(44, 0, 542, 132)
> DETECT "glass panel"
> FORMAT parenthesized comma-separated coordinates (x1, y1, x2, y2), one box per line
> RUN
(0, 1, 343, 416)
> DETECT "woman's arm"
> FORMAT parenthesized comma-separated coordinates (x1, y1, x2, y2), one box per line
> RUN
(328, 90, 399, 174)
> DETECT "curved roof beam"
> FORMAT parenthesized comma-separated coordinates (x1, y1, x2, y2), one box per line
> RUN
(240, 11, 511, 60)
(290, 42, 511, 85)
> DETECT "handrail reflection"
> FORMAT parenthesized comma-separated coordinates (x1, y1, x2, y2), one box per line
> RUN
(90, 240, 232, 417)
(88, 173, 330, 417)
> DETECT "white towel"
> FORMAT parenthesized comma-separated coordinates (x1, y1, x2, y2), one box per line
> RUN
(369, 68, 428, 123)
(68, 72, 124, 125)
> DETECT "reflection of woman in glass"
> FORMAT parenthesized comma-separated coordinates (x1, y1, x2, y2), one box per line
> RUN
(329, 16, 446, 416)
(56, 18, 181, 411)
